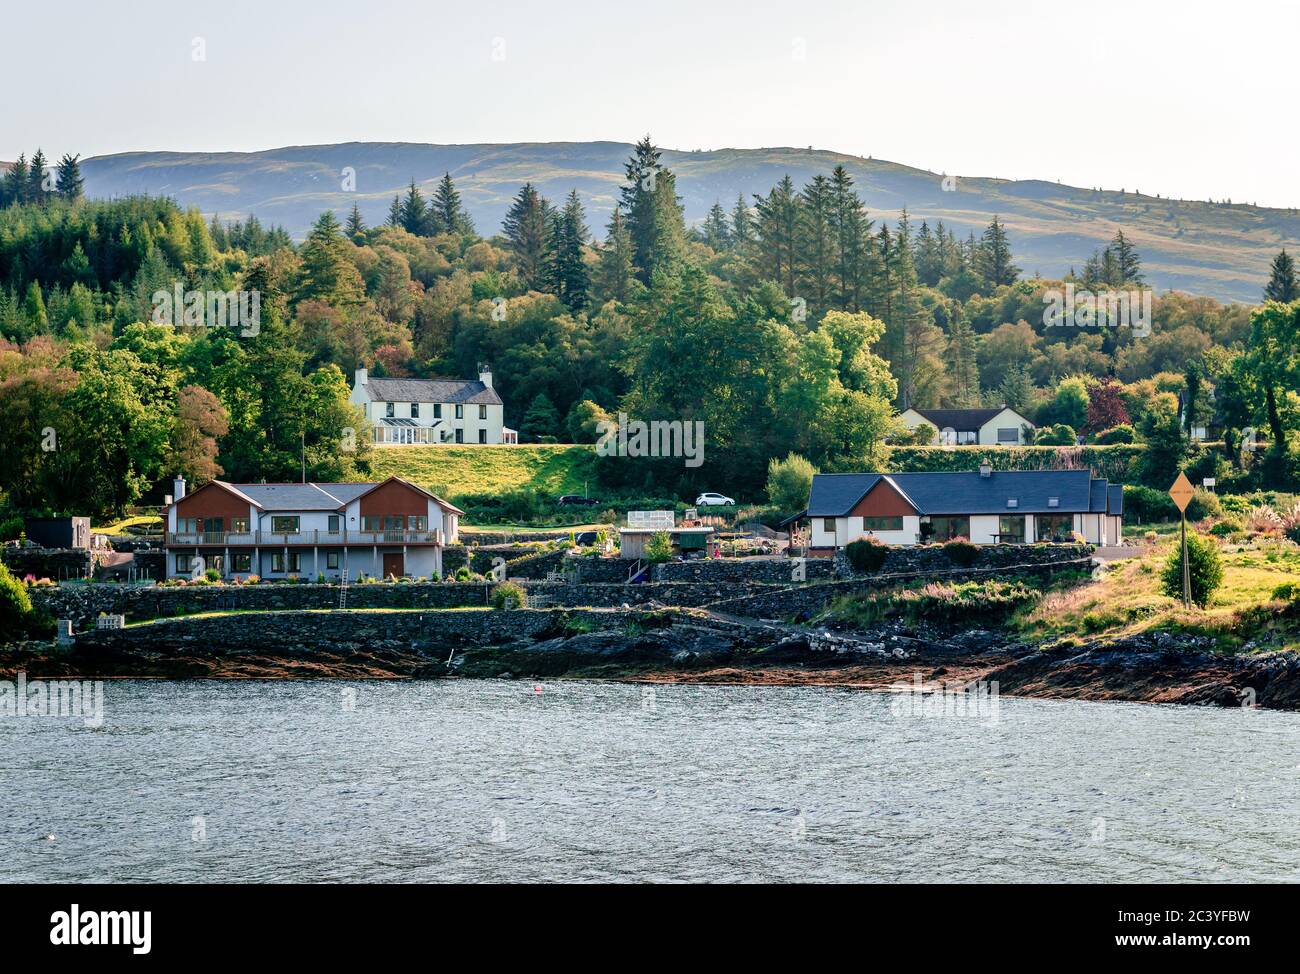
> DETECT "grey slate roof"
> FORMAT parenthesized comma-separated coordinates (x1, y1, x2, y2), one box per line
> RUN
(907, 406, 1032, 430)
(363, 376, 502, 406)
(1107, 484, 1124, 517)
(807, 470, 1104, 517)
(230, 483, 378, 510)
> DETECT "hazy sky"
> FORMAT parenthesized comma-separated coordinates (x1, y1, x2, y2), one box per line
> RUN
(5, 0, 1296, 206)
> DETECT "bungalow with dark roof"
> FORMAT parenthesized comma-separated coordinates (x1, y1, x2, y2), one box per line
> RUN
(802, 463, 1123, 553)
(161, 475, 464, 580)
(350, 366, 516, 445)
(899, 405, 1035, 445)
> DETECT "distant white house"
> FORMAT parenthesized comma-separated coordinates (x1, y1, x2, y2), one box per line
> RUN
(350, 367, 517, 445)
(899, 405, 1035, 446)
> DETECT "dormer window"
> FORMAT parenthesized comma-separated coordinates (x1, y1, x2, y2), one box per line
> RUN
(1006, 498, 1019, 508)
(1048, 497, 1059, 508)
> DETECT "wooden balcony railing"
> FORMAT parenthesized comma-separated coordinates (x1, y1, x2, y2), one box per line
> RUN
(166, 528, 444, 545)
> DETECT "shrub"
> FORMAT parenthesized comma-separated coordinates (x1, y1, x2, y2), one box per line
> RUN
(0, 561, 35, 642)
(1208, 518, 1242, 537)
(204, 567, 221, 582)
(942, 537, 979, 566)
(1184, 488, 1222, 523)
(644, 530, 674, 564)
(1271, 581, 1300, 602)
(1161, 531, 1224, 608)
(0, 516, 24, 542)
(844, 536, 890, 572)
(1094, 424, 1136, 445)
(1035, 423, 1077, 446)
(765, 453, 818, 512)
(490, 581, 526, 610)
(1124, 484, 1177, 523)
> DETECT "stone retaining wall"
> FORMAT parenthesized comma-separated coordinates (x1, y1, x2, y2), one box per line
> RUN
(30, 578, 780, 629)
(1, 546, 97, 580)
(709, 557, 1094, 619)
(71, 607, 622, 655)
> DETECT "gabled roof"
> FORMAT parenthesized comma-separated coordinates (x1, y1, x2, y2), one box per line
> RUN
(808, 469, 1100, 517)
(904, 406, 1034, 430)
(351, 476, 465, 516)
(167, 476, 463, 515)
(361, 376, 502, 406)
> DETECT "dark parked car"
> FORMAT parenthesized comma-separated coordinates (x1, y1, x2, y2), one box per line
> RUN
(556, 495, 601, 507)
(573, 531, 601, 546)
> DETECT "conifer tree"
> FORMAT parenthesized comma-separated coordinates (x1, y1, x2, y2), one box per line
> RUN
(387, 195, 402, 228)
(344, 203, 366, 240)
(730, 193, 754, 252)
(619, 136, 685, 282)
(594, 207, 635, 305)
(551, 190, 590, 311)
(828, 166, 870, 312)
(398, 181, 427, 235)
(1110, 229, 1143, 285)
(1264, 248, 1298, 303)
(27, 149, 49, 205)
(1, 154, 28, 207)
(55, 153, 84, 201)
(702, 201, 730, 251)
(797, 174, 834, 315)
(946, 303, 980, 407)
(502, 183, 553, 291)
(431, 171, 474, 236)
(975, 216, 1019, 289)
(753, 175, 799, 296)
(297, 211, 365, 305)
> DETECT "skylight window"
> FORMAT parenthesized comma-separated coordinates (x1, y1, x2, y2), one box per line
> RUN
(1006, 498, 1019, 508)
(1048, 497, 1059, 508)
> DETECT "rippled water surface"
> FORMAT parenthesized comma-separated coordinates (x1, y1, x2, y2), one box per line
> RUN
(3, 680, 1298, 882)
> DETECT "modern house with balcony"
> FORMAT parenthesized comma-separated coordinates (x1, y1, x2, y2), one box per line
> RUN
(162, 475, 463, 580)
(350, 367, 517, 445)
(799, 462, 1123, 552)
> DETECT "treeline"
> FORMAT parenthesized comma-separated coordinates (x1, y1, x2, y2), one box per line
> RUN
(0, 137, 1297, 516)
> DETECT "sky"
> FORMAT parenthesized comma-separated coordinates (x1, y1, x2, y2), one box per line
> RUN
(4, 0, 1297, 207)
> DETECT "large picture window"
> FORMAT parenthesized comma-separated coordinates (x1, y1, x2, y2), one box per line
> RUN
(997, 427, 1019, 443)
(998, 515, 1026, 544)
(926, 516, 970, 541)
(862, 516, 903, 532)
(1035, 514, 1074, 542)
(232, 553, 252, 572)
(271, 516, 299, 534)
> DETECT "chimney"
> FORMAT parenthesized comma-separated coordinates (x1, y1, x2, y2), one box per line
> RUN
(355, 366, 368, 389)
(979, 459, 992, 478)
(173, 476, 187, 500)
(478, 365, 493, 389)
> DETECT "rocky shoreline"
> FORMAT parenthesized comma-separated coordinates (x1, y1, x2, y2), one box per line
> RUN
(4, 606, 1297, 711)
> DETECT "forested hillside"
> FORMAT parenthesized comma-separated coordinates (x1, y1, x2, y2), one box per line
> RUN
(67, 141, 1300, 302)
(0, 139, 1297, 520)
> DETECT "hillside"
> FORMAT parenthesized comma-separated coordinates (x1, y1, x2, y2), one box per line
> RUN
(77, 141, 1300, 302)
(367, 444, 596, 499)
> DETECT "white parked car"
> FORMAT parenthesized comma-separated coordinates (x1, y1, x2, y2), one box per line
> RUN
(695, 492, 735, 506)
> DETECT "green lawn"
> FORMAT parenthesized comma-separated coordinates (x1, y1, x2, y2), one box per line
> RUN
(1019, 538, 1300, 651)
(368, 444, 597, 499)
(94, 514, 163, 536)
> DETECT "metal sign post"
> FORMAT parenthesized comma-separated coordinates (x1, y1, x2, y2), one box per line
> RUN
(1169, 472, 1194, 608)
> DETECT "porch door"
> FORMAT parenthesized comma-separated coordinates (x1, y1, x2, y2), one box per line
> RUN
(382, 552, 404, 577)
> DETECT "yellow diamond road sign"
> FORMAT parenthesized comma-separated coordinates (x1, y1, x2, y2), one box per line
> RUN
(1169, 472, 1195, 513)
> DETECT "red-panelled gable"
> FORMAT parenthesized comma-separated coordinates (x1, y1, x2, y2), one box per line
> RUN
(174, 482, 253, 522)
(849, 478, 917, 517)
(358, 479, 429, 517)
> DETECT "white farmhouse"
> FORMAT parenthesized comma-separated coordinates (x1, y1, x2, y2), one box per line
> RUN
(899, 405, 1035, 446)
(350, 367, 517, 445)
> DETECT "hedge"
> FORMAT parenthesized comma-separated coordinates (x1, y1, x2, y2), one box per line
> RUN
(883, 445, 1143, 483)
